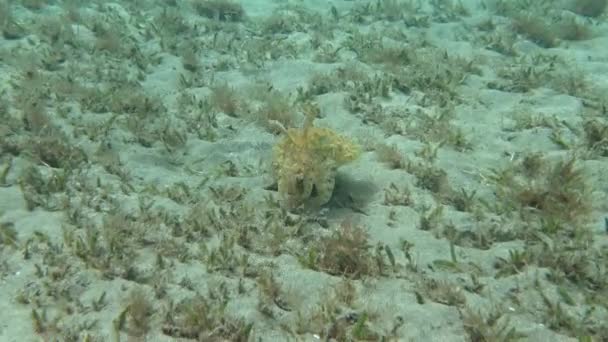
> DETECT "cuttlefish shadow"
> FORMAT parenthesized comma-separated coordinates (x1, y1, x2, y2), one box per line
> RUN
(326, 172, 378, 216)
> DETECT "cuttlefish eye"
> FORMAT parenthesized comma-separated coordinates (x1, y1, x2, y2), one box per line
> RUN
(294, 176, 304, 192)
(310, 184, 318, 198)
(295, 176, 305, 192)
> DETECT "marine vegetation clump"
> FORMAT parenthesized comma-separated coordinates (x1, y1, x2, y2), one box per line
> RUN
(493, 1, 595, 47)
(403, 107, 472, 151)
(210, 82, 241, 117)
(316, 220, 374, 278)
(21, 0, 47, 10)
(192, 0, 245, 22)
(124, 288, 154, 337)
(19, 165, 69, 211)
(511, 14, 558, 48)
(253, 89, 297, 134)
(461, 306, 525, 341)
(490, 154, 592, 227)
(554, 16, 593, 41)
(583, 118, 608, 157)
(161, 294, 252, 340)
(568, 0, 608, 17)
(0, 1, 27, 40)
(180, 46, 201, 72)
(0, 221, 17, 248)
(417, 277, 467, 307)
(375, 143, 409, 170)
(368, 0, 419, 22)
(28, 130, 88, 170)
(487, 0, 552, 18)
(272, 103, 360, 211)
(260, 8, 308, 35)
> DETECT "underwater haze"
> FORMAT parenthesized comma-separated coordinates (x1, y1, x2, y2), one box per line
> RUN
(1, 0, 608, 341)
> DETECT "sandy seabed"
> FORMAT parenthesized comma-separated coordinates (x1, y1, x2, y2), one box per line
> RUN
(0, 0, 607, 341)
